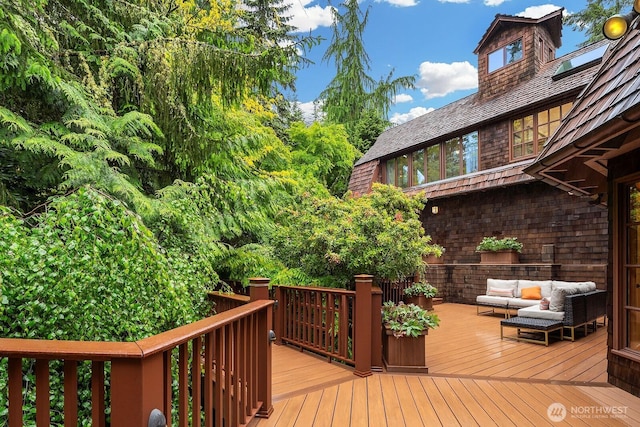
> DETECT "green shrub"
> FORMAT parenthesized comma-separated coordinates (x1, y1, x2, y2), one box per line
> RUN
(475, 236, 523, 253)
(270, 184, 437, 287)
(382, 301, 440, 338)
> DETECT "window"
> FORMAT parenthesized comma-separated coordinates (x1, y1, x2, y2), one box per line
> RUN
(553, 44, 607, 80)
(488, 39, 523, 73)
(384, 131, 478, 187)
(511, 102, 573, 159)
(618, 178, 640, 355)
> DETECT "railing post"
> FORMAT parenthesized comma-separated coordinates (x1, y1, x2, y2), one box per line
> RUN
(354, 274, 373, 377)
(250, 277, 270, 301)
(250, 278, 274, 418)
(371, 286, 383, 372)
(111, 353, 165, 426)
(274, 285, 284, 345)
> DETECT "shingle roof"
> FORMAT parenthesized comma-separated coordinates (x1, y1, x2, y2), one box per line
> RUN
(526, 21, 640, 197)
(355, 40, 609, 167)
(347, 160, 378, 196)
(404, 160, 535, 199)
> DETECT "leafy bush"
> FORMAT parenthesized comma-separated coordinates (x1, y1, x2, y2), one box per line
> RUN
(475, 236, 523, 253)
(382, 301, 440, 338)
(403, 282, 438, 298)
(270, 184, 437, 287)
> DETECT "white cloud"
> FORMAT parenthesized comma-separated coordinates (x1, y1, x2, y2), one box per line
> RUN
(390, 107, 434, 125)
(437, 0, 470, 4)
(376, 0, 420, 7)
(484, 0, 507, 6)
(287, 1, 335, 33)
(393, 93, 414, 104)
(297, 100, 326, 124)
(516, 4, 564, 19)
(417, 61, 477, 99)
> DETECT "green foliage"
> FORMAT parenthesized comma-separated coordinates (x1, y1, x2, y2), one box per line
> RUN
(382, 301, 440, 338)
(475, 236, 523, 253)
(288, 121, 359, 196)
(565, 0, 633, 46)
(270, 183, 436, 287)
(403, 282, 438, 298)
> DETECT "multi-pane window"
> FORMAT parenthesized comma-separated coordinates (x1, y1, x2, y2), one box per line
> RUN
(512, 102, 573, 159)
(488, 39, 523, 73)
(622, 180, 640, 353)
(384, 131, 478, 187)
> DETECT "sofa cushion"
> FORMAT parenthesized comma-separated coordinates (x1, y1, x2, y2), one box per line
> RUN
(521, 286, 542, 300)
(476, 295, 510, 307)
(518, 305, 565, 321)
(507, 298, 540, 308)
(552, 281, 596, 293)
(517, 280, 552, 298)
(549, 287, 581, 311)
(486, 279, 517, 294)
(487, 287, 514, 297)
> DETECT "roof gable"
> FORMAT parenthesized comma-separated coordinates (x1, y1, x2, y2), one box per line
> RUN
(474, 10, 563, 55)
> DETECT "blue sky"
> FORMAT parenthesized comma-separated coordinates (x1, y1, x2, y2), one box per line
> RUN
(284, 0, 593, 125)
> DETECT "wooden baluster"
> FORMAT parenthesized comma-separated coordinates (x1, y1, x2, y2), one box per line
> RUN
(64, 360, 78, 426)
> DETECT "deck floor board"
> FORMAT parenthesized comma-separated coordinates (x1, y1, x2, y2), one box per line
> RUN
(251, 303, 640, 426)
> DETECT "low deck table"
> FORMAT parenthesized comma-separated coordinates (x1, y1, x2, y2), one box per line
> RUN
(500, 316, 564, 346)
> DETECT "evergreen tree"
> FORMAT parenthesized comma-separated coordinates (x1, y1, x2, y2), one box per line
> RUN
(565, 0, 633, 45)
(320, 0, 415, 144)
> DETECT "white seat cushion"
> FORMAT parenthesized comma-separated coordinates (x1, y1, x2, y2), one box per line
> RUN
(518, 305, 565, 321)
(507, 298, 540, 308)
(476, 295, 509, 307)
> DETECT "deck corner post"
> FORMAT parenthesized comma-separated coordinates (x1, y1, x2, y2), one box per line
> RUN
(249, 277, 270, 301)
(111, 352, 165, 427)
(354, 274, 374, 377)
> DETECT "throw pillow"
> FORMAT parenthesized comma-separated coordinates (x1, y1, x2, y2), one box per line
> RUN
(540, 298, 550, 310)
(549, 288, 565, 311)
(521, 286, 542, 300)
(487, 287, 514, 297)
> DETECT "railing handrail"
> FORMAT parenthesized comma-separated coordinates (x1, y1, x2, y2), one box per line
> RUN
(207, 290, 251, 302)
(0, 300, 273, 360)
(273, 284, 356, 296)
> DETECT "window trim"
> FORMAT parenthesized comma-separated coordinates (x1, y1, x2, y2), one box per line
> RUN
(613, 172, 640, 363)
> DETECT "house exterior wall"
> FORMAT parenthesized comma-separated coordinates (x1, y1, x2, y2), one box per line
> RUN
(478, 122, 509, 170)
(419, 181, 608, 304)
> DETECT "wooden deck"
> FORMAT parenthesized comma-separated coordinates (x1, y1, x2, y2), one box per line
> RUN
(252, 303, 640, 426)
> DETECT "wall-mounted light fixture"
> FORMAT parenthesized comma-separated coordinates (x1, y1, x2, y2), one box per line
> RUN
(603, 0, 640, 40)
(431, 206, 439, 215)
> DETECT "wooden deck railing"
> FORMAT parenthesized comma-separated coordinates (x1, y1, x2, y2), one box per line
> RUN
(378, 276, 414, 304)
(207, 275, 383, 377)
(0, 283, 274, 427)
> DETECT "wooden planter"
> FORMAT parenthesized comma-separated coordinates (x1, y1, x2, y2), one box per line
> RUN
(423, 254, 444, 264)
(478, 250, 519, 264)
(382, 327, 428, 373)
(404, 295, 434, 311)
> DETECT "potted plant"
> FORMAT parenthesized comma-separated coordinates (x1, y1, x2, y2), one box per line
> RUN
(403, 282, 438, 310)
(423, 244, 445, 264)
(476, 236, 523, 264)
(381, 301, 440, 373)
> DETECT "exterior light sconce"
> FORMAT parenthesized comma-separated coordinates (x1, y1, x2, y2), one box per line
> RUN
(431, 206, 439, 215)
(603, 0, 640, 40)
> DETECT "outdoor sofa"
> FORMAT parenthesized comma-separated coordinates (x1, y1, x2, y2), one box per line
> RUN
(477, 279, 607, 341)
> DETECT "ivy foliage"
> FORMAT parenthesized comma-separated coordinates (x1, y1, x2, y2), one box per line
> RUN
(0, 187, 210, 342)
(270, 184, 435, 287)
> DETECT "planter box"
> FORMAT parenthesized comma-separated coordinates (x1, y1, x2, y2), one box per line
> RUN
(382, 327, 428, 373)
(404, 295, 434, 311)
(478, 250, 519, 264)
(423, 254, 444, 264)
